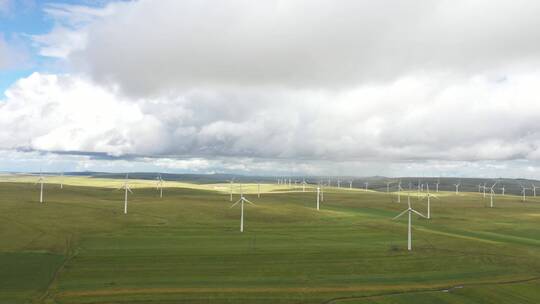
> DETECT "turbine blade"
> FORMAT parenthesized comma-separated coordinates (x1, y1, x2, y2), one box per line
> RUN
(412, 209, 426, 218)
(244, 199, 256, 206)
(393, 209, 408, 220)
(230, 199, 242, 208)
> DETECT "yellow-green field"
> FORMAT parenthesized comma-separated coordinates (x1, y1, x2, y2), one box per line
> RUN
(1, 175, 540, 303)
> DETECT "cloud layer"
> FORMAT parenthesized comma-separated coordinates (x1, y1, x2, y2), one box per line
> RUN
(3, 0, 540, 175)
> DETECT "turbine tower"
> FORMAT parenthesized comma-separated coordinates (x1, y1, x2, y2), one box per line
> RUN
(500, 185, 505, 196)
(521, 186, 530, 202)
(156, 174, 164, 198)
(397, 181, 403, 203)
(117, 175, 133, 214)
(230, 185, 255, 232)
(364, 182, 368, 191)
(393, 194, 426, 251)
(60, 171, 64, 189)
(316, 185, 321, 210)
(532, 183, 538, 197)
(421, 184, 439, 219)
(36, 172, 45, 203)
(488, 181, 497, 208)
(454, 181, 461, 195)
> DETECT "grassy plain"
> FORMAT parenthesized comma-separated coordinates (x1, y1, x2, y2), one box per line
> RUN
(1, 175, 540, 303)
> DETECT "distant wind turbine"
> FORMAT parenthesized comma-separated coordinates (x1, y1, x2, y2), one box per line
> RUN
(488, 181, 497, 208)
(316, 185, 321, 210)
(117, 174, 133, 214)
(393, 194, 426, 251)
(532, 183, 538, 197)
(364, 182, 368, 191)
(397, 181, 403, 203)
(156, 174, 164, 198)
(421, 184, 439, 219)
(230, 185, 255, 232)
(35, 171, 45, 203)
(521, 185, 530, 202)
(454, 182, 461, 195)
(60, 171, 64, 189)
(500, 185, 505, 196)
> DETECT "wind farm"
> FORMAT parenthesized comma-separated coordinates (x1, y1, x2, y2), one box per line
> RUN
(2, 173, 540, 304)
(2, 1, 540, 303)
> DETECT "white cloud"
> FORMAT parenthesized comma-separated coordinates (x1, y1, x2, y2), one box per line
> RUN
(2, 71, 540, 166)
(52, 0, 540, 96)
(5, 1, 540, 176)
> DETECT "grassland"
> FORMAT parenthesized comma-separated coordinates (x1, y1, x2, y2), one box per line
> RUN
(1, 175, 540, 303)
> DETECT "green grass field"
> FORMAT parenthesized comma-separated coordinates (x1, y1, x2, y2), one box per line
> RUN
(1, 176, 540, 303)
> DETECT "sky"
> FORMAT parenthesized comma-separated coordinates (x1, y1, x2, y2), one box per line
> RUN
(1, 0, 540, 178)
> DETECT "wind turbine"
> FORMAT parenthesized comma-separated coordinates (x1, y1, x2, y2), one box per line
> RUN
(349, 180, 353, 190)
(36, 172, 45, 203)
(364, 182, 368, 191)
(117, 175, 133, 214)
(337, 179, 341, 188)
(397, 181, 403, 203)
(316, 185, 321, 210)
(393, 194, 426, 251)
(386, 181, 393, 193)
(500, 185, 505, 196)
(488, 181, 497, 208)
(532, 183, 538, 197)
(421, 184, 438, 219)
(302, 178, 307, 192)
(435, 178, 440, 193)
(482, 182, 487, 198)
(60, 171, 64, 189)
(521, 186, 530, 202)
(229, 179, 234, 202)
(230, 185, 255, 232)
(321, 184, 324, 202)
(454, 181, 461, 195)
(156, 174, 164, 198)
(257, 182, 261, 198)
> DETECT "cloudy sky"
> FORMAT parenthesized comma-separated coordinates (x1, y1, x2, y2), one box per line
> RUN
(1, 0, 540, 177)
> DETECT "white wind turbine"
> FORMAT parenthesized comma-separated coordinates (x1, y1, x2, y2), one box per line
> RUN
(228, 179, 234, 202)
(156, 174, 164, 198)
(393, 194, 426, 251)
(386, 181, 393, 193)
(257, 182, 261, 198)
(364, 182, 369, 191)
(117, 174, 133, 214)
(500, 185, 505, 196)
(230, 185, 255, 232)
(488, 181, 497, 208)
(521, 185, 530, 202)
(316, 185, 321, 210)
(532, 183, 538, 197)
(302, 178, 307, 192)
(482, 182, 487, 198)
(435, 178, 440, 193)
(421, 184, 439, 219)
(35, 171, 45, 203)
(337, 179, 341, 188)
(397, 181, 403, 203)
(349, 180, 353, 190)
(60, 171, 64, 189)
(454, 181, 461, 195)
